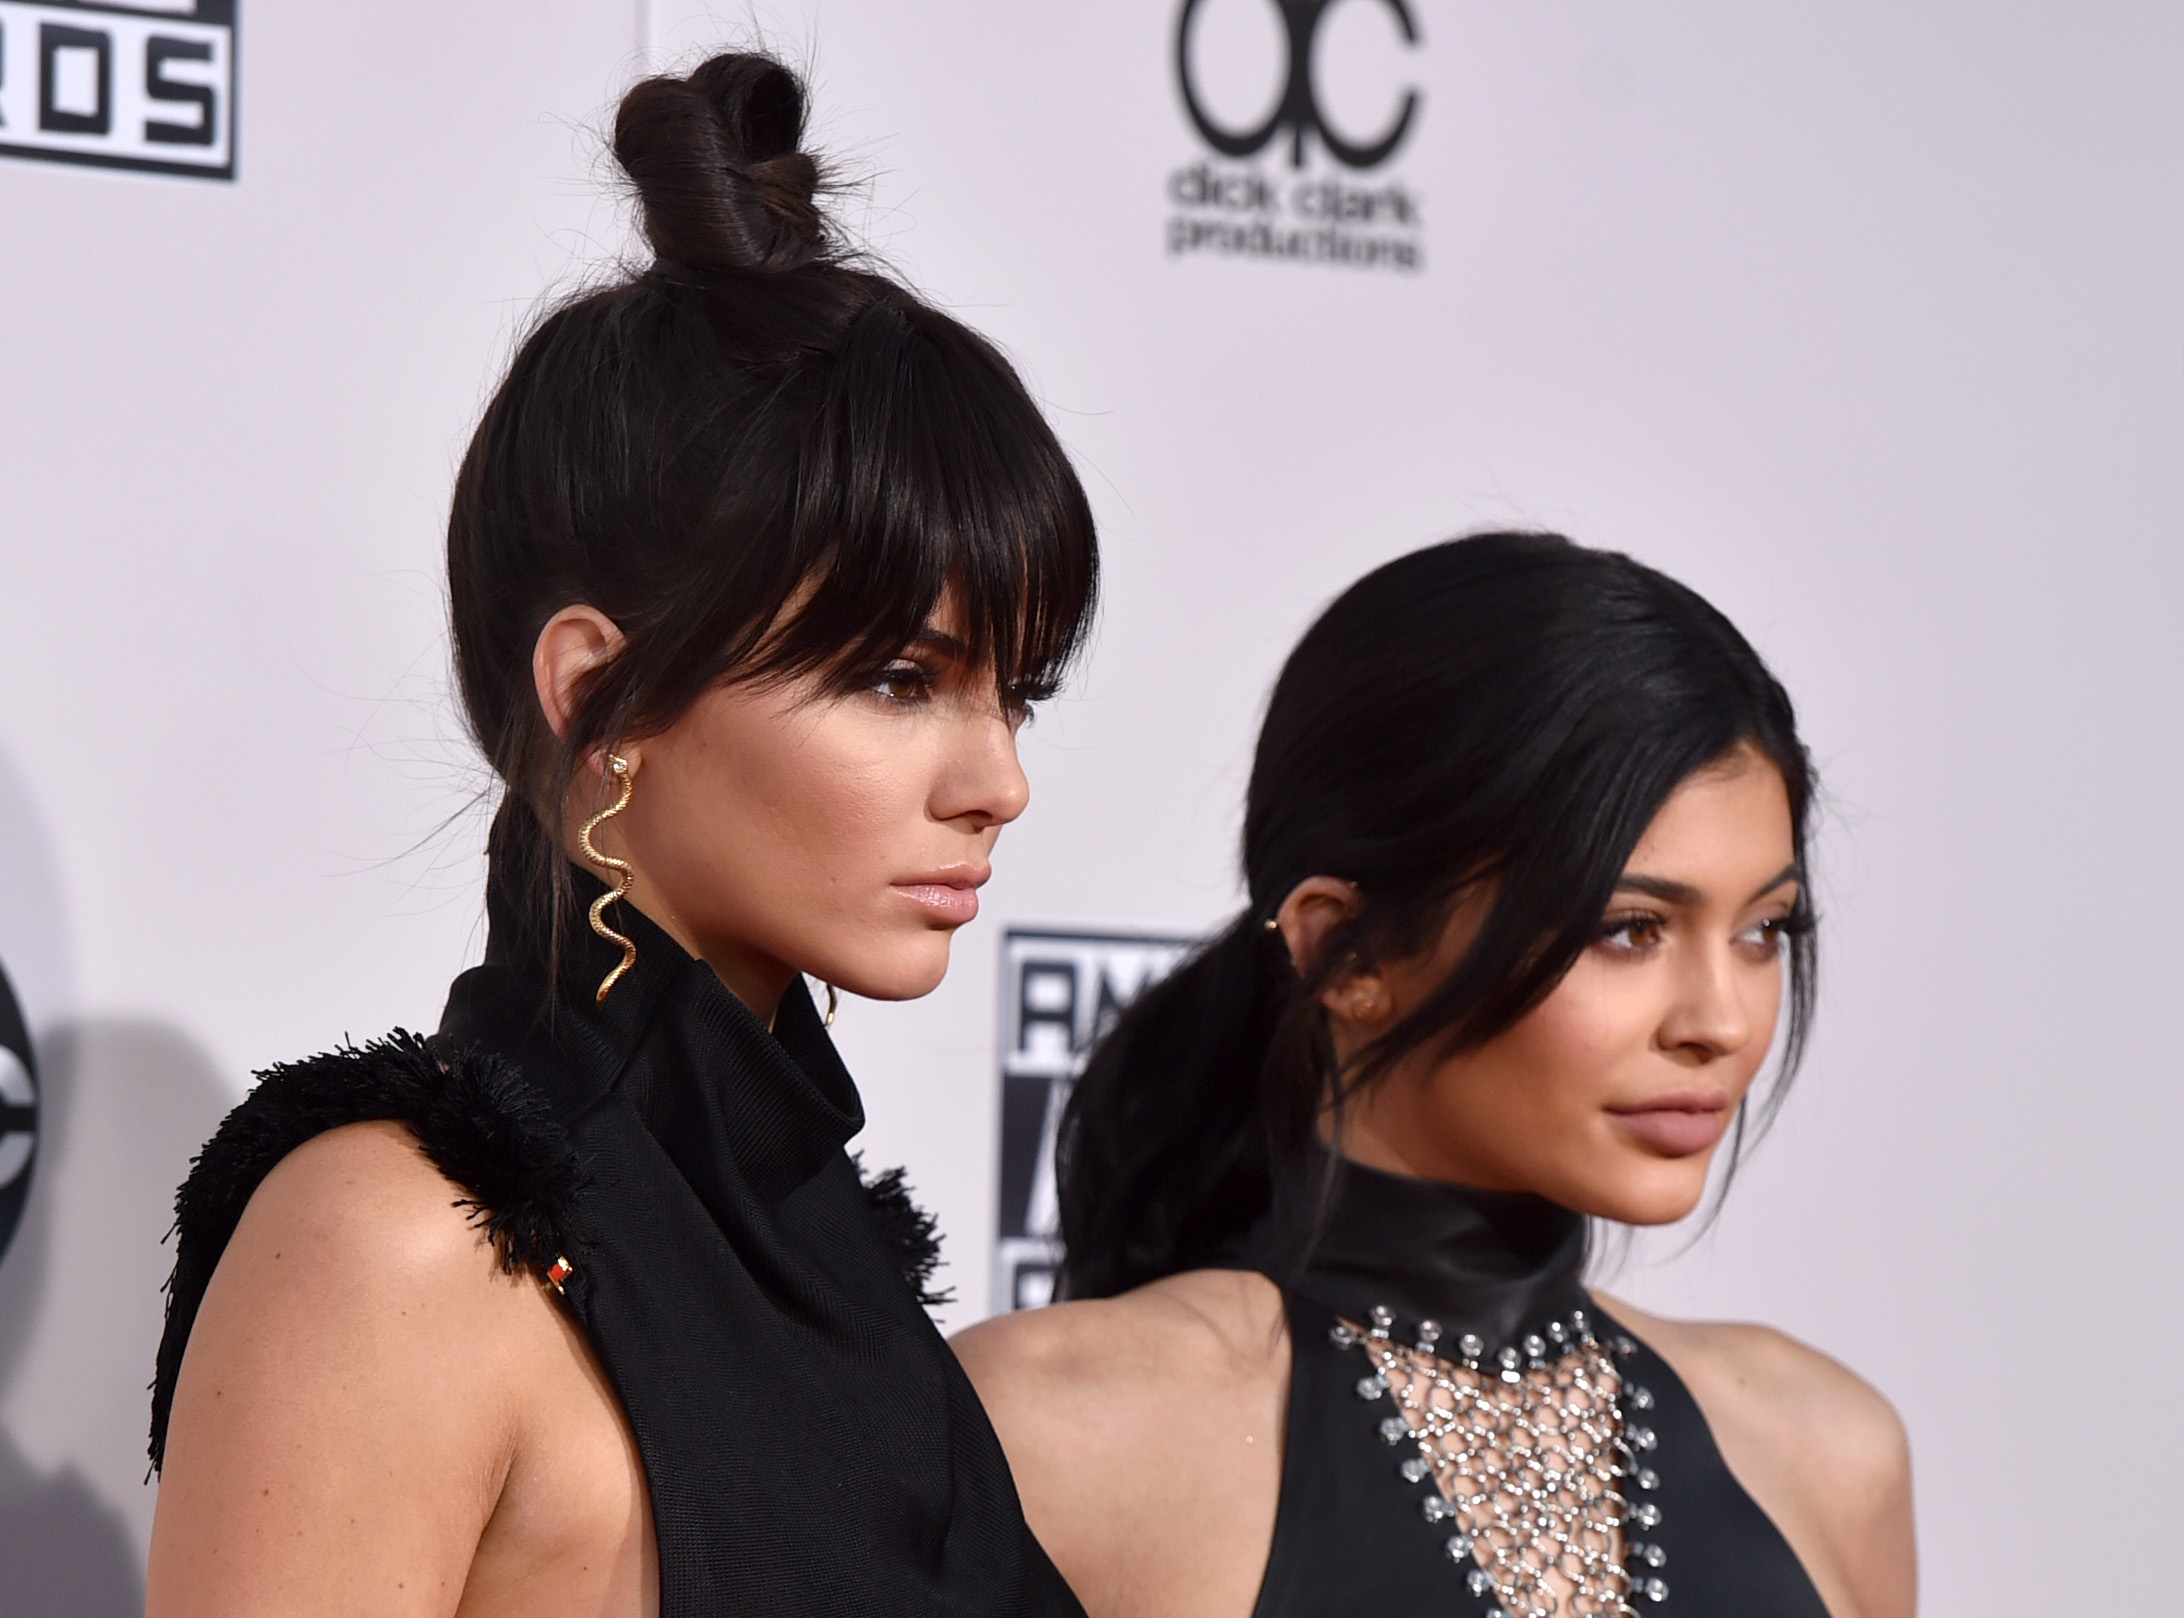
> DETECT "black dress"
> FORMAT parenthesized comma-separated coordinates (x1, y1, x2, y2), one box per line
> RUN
(151, 875, 1083, 1618)
(1229, 1149, 1831, 1618)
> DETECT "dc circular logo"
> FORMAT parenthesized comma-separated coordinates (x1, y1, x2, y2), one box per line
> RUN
(1177, 0, 1421, 170)
(0, 960, 35, 1270)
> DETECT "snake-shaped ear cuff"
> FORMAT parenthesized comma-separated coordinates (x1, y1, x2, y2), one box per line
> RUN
(578, 752, 639, 1003)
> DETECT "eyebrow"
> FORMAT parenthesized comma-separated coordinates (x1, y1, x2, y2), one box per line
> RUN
(908, 627, 973, 663)
(1615, 862, 1801, 907)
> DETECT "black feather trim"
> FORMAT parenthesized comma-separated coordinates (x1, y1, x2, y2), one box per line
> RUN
(854, 1154, 953, 1309)
(148, 1030, 587, 1473)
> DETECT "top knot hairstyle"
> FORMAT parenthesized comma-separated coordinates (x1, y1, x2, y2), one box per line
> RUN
(617, 53, 830, 272)
(1056, 533, 1817, 1300)
(449, 53, 1099, 960)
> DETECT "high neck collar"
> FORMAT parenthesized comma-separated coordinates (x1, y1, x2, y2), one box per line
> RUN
(1235, 1142, 1589, 1356)
(443, 864, 863, 1204)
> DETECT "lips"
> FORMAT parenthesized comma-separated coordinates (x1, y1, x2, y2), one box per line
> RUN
(891, 865, 989, 926)
(1607, 1092, 1731, 1157)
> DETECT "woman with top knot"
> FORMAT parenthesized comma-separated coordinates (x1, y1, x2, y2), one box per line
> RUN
(146, 52, 1098, 1618)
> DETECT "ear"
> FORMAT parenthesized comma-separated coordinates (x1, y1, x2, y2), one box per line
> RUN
(1273, 877, 1395, 1029)
(532, 605, 634, 770)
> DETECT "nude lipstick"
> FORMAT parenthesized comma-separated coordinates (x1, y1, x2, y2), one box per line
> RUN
(1607, 1091, 1731, 1156)
(892, 865, 989, 925)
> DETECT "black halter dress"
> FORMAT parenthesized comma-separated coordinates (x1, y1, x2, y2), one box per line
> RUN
(1229, 1149, 1831, 1618)
(152, 875, 1082, 1618)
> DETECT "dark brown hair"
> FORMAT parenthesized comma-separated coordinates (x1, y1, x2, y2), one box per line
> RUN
(1058, 534, 1815, 1298)
(447, 53, 1099, 962)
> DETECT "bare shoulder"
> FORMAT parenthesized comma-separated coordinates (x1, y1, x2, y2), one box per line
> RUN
(223, 1119, 556, 1365)
(1601, 1293, 1909, 1485)
(149, 1120, 560, 1617)
(954, 1271, 1289, 1618)
(249, 1117, 516, 1270)
(954, 1266, 1285, 1400)
(1597, 1294, 1916, 1618)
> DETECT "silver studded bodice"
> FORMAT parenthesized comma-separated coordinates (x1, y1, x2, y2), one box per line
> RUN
(1337, 1304, 1662, 1618)
(1230, 1149, 1830, 1618)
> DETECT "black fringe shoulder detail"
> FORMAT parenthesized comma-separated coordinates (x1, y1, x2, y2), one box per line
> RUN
(149, 1029, 586, 1473)
(854, 1154, 953, 1310)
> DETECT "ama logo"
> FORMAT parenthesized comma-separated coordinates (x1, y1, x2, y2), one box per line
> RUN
(1166, 0, 1425, 271)
(0, 0, 237, 181)
(0, 958, 34, 1271)
(993, 929, 1189, 1312)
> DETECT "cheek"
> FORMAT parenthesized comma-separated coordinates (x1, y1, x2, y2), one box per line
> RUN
(646, 698, 905, 885)
(1494, 961, 1660, 1107)
(729, 717, 903, 860)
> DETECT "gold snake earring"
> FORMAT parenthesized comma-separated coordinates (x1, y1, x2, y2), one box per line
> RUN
(823, 982, 839, 1027)
(578, 752, 638, 1003)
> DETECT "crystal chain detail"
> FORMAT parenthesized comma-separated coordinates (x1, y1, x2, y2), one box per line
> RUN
(1333, 1304, 1670, 1617)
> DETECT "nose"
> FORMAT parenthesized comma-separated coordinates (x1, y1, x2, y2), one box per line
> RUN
(1658, 938, 1761, 1065)
(938, 708, 1031, 831)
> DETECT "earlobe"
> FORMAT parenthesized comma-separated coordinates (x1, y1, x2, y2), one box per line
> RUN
(1332, 977, 1392, 1025)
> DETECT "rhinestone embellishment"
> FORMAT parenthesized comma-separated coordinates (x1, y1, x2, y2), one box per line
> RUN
(1337, 1305, 1663, 1616)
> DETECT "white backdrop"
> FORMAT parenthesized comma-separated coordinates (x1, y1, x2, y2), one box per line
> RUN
(1, 3, 2177, 1612)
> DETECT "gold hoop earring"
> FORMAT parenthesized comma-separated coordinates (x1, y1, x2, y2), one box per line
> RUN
(578, 752, 638, 1004)
(823, 982, 839, 1027)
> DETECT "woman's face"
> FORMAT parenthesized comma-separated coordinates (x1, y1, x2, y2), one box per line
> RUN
(1329, 748, 1800, 1225)
(546, 599, 1031, 1021)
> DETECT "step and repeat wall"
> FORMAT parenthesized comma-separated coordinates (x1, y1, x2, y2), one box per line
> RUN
(1, 3, 2176, 1612)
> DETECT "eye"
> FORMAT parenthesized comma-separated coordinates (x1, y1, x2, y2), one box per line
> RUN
(1596, 911, 1667, 955)
(1738, 915, 1794, 956)
(1003, 678, 1056, 728)
(869, 662, 936, 705)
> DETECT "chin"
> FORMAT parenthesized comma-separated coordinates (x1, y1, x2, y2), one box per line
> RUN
(829, 934, 958, 1003)
(1563, 1155, 1715, 1227)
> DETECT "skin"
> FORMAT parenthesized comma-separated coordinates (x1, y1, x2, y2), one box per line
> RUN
(148, 598, 1031, 1618)
(955, 748, 1918, 1618)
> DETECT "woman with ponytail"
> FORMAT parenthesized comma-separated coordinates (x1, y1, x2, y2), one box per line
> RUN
(956, 535, 1914, 1618)
(147, 53, 1095, 1618)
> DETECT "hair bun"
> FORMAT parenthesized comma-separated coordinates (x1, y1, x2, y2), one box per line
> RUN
(615, 52, 830, 273)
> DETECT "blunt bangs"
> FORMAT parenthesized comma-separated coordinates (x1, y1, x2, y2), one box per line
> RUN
(757, 297, 1099, 702)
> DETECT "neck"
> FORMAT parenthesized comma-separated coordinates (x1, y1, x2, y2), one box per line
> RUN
(615, 885, 796, 1028)
(556, 852, 796, 1027)
(1236, 1140, 1589, 1356)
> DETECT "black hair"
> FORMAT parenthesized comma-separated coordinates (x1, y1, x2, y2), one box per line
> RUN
(1056, 533, 1816, 1299)
(447, 52, 1099, 964)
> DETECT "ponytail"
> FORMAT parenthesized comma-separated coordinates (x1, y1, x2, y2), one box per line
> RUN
(1056, 913, 1314, 1298)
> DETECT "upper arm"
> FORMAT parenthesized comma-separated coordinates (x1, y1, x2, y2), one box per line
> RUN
(148, 1121, 536, 1618)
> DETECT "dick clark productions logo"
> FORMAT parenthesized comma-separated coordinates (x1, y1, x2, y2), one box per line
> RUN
(1167, 0, 1425, 271)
